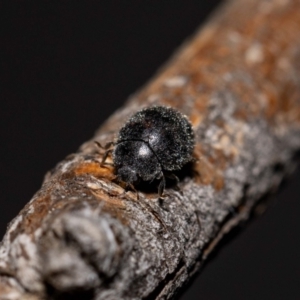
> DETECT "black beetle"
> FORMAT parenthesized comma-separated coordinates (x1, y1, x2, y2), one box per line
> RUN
(96, 106, 195, 196)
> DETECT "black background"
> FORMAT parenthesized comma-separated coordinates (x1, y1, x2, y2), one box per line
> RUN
(0, 1, 299, 299)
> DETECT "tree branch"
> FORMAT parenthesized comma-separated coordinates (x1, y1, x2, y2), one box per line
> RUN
(1, 0, 300, 299)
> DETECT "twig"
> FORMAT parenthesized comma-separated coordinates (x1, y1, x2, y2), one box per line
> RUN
(1, 0, 300, 299)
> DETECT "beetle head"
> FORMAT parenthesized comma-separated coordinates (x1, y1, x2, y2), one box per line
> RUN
(117, 166, 138, 184)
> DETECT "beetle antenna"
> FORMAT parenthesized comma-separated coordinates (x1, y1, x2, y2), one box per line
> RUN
(95, 141, 115, 150)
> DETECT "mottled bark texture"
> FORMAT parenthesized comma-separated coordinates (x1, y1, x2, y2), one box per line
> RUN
(1, 0, 300, 299)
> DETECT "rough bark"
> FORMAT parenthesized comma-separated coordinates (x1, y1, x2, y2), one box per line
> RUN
(1, 0, 300, 299)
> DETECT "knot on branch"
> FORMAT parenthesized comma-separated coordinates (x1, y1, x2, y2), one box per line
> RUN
(38, 206, 132, 294)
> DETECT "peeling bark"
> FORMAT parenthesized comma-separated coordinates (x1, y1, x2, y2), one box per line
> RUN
(1, 0, 300, 299)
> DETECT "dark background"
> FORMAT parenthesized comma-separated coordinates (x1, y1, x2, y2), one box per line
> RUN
(0, 1, 299, 299)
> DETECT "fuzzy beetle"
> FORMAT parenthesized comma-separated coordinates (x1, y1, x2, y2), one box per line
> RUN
(96, 106, 195, 197)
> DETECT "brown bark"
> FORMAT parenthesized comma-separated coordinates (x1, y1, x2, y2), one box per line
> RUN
(1, 0, 300, 299)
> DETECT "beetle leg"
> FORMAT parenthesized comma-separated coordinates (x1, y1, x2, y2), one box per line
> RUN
(101, 149, 113, 166)
(142, 201, 168, 233)
(127, 183, 139, 200)
(158, 174, 166, 198)
(115, 176, 139, 200)
(166, 173, 181, 192)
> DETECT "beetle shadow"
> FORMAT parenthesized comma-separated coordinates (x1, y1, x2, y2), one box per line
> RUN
(135, 161, 196, 198)
(173, 161, 196, 182)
